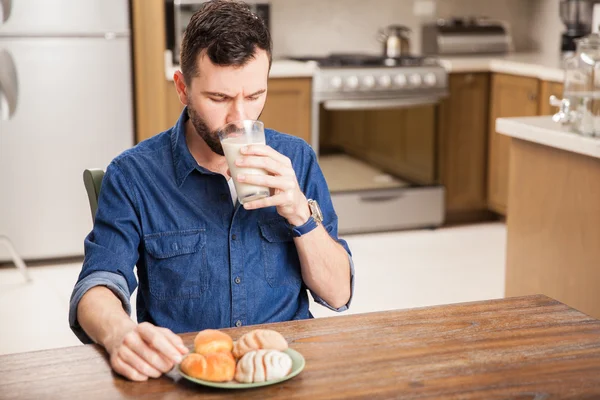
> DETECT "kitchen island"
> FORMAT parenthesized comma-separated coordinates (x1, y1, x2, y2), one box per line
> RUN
(2, 295, 600, 399)
(497, 117, 600, 319)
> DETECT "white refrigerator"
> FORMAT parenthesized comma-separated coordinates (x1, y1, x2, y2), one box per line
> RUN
(0, 0, 134, 261)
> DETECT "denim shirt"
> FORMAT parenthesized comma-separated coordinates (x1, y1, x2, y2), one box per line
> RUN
(69, 108, 355, 343)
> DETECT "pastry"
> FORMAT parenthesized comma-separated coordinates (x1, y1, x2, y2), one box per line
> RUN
(234, 349, 293, 383)
(232, 329, 288, 359)
(193, 329, 234, 355)
(180, 352, 236, 382)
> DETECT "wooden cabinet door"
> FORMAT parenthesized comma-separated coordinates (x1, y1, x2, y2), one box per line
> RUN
(438, 73, 490, 214)
(261, 78, 312, 144)
(323, 106, 436, 185)
(132, 0, 171, 143)
(488, 73, 540, 215)
(539, 80, 564, 116)
(365, 106, 437, 185)
(327, 109, 368, 154)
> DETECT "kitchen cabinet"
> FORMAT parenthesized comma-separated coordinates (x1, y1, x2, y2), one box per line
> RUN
(487, 73, 540, 216)
(325, 106, 436, 185)
(368, 106, 437, 184)
(132, 0, 172, 143)
(261, 78, 312, 144)
(539, 80, 564, 116)
(437, 73, 491, 219)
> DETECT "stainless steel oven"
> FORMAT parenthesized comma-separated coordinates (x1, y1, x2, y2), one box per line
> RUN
(165, 0, 270, 65)
(292, 54, 448, 234)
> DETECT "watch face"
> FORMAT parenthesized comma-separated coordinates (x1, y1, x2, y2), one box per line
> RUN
(309, 200, 323, 223)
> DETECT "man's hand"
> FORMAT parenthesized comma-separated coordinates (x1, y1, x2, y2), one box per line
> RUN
(236, 145, 310, 226)
(105, 322, 189, 381)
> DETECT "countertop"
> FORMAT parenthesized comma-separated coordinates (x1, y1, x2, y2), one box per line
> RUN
(497, 116, 600, 159)
(438, 52, 565, 82)
(3, 295, 600, 399)
(165, 50, 565, 82)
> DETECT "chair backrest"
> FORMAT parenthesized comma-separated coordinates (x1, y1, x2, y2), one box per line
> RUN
(83, 169, 105, 222)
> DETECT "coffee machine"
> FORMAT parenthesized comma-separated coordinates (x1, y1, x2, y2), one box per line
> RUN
(560, 0, 598, 55)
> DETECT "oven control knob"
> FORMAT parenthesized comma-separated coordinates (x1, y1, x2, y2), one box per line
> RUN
(330, 76, 343, 90)
(394, 74, 407, 87)
(424, 73, 437, 87)
(409, 74, 423, 87)
(378, 75, 392, 88)
(362, 75, 375, 89)
(346, 76, 359, 90)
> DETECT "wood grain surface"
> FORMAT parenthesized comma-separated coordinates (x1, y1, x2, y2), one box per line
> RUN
(506, 139, 600, 319)
(2, 295, 600, 399)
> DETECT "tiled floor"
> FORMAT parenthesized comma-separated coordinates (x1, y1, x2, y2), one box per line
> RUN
(0, 222, 506, 356)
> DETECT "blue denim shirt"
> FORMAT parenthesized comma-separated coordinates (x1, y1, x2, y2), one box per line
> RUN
(69, 108, 354, 343)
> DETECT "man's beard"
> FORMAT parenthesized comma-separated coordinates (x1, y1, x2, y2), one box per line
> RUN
(187, 104, 224, 156)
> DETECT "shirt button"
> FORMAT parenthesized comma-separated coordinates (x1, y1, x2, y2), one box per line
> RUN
(235, 320, 242, 327)
(234, 277, 241, 284)
(231, 234, 237, 240)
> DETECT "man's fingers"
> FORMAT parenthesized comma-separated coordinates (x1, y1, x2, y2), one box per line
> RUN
(240, 144, 292, 167)
(111, 353, 149, 382)
(123, 329, 175, 372)
(237, 173, 294, 192)
(157, 327, 189, 355)
(243, 192, 289, 210)
(137, 323, 184, 364)
(235, 155, 291, 176)
(117, 345, 162, 378)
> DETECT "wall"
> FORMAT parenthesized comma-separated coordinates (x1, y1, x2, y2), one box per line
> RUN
(529, 0, 564, 61)
(269, 0, 536, 58)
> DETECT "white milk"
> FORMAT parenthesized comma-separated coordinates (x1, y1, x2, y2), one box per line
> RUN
(221, 137, 269, 204)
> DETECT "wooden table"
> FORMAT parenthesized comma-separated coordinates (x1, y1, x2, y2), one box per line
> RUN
(2, 295, 600, 399)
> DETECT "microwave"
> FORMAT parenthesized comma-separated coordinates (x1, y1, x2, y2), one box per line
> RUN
(165, 0, 271, 65)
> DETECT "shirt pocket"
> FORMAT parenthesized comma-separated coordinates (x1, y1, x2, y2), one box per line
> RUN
(258, 219, 302, 288)
(144, 229, 208, 300)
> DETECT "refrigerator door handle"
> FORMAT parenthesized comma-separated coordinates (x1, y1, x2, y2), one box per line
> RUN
(0, 48, 18, 120)
(0, 0, 11, 24)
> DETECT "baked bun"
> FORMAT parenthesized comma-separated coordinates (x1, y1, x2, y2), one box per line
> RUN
(234, 350, 293, 383)
(233, 329, 288, 359)
(193, 329, 233, 355)
(180, 352, 236, 382)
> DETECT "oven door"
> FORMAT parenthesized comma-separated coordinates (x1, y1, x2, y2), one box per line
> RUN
(317, 94, 445, 234)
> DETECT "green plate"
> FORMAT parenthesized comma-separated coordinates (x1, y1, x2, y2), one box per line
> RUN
(178, 348, 305, 389)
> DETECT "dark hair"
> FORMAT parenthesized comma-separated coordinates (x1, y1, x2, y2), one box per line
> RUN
(180, 0, 272, 85)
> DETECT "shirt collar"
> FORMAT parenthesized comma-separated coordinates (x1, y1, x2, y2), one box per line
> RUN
(170, 106, 212, 187)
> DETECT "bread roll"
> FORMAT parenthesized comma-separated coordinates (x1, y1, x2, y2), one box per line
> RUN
(193, 329, 233, 355)
(180, 352, 236, 382)
(232, 329, 288, 359)
(234, 350, 293, 383)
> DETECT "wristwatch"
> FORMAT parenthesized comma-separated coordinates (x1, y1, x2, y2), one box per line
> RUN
(291, 199, 323, 237)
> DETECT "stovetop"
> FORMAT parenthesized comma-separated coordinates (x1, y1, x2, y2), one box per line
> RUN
(289, 53, 440, 68)
(289, 53, 448, 97)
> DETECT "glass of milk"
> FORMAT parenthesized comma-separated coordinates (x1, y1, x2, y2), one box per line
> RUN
(218, 120, 270, 205)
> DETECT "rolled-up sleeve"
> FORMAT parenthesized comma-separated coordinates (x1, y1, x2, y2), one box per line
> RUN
(310, 251, 355, 312)
(299, 145, 355, 312)
(69, 271, 132, 343)
(69, 161, 141, 343)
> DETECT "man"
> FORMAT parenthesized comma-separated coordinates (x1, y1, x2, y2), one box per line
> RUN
(69, 0, 354, 382)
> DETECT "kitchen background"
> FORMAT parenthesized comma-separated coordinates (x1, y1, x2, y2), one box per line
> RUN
(1, 0, 598, 355)
(269, 0, 557, 58)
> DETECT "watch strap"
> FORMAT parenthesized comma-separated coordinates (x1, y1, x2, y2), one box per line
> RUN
(291, 216, 319, 237)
